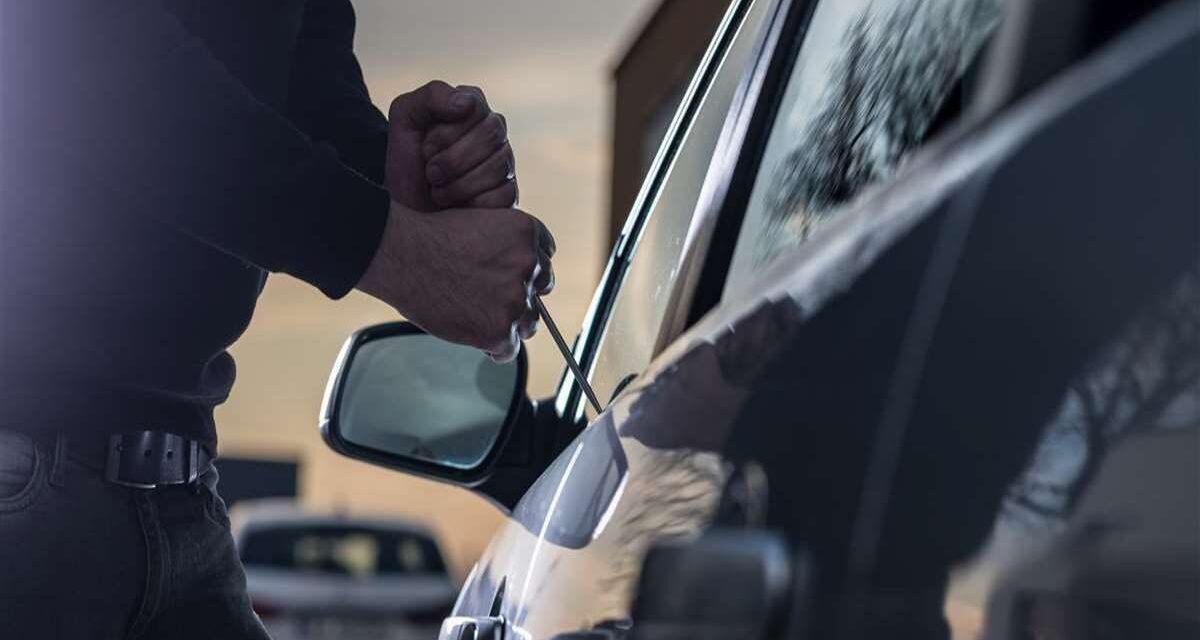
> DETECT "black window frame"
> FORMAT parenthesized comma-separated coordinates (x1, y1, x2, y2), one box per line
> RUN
(551, 0, 812, 422)
(656, 0, 820, 347)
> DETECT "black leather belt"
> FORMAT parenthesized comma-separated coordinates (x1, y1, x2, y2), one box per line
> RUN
(43, 430, 215, 489)
(102, 431, 213, 489)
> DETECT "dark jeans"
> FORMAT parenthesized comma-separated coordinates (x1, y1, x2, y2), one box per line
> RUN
(0, 428, 271, 639)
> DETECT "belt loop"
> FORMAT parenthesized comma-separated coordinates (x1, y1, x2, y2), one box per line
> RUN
(49, 433, 67, 487)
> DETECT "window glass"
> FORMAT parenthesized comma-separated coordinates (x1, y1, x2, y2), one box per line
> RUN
(722, 0, 1001, 298)
(240, 525, 448, 577)
(587, 0, 772, 409)
(944, 269, 1200, 639)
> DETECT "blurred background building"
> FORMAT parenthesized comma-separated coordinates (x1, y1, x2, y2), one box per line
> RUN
(608, 0, 730, 249)
(215, 0, 737, 582)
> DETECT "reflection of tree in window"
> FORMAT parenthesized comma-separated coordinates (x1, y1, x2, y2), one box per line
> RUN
(1006, 269, 1200, 524)
(759, 0, 999, 266)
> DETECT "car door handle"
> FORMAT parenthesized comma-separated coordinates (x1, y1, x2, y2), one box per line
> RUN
(440, 615, 505, 640)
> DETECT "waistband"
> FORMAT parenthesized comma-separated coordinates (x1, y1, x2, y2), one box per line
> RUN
(8, 427, 215, 489)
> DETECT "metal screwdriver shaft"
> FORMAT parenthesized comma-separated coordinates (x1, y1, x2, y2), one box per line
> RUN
(533, 296, 603, 414)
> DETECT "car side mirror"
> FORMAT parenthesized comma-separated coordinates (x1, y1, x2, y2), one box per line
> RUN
(320, 321, 527, 485)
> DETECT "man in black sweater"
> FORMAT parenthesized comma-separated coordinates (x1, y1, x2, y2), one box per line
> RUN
(0, 0, 551, 636)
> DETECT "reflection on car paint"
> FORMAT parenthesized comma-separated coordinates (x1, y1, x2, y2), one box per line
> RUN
(511, 413, 629, 550)
(451, 294, 809, 637)
(621, 297, 804, 453)
(984, 429, 1200, 640)
(947, 269, 1200, 638)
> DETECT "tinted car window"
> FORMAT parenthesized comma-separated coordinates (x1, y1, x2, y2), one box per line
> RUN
(241, 525, 447, 578)
(586, 0, 773, 410)
(722, 0, 1001, 298)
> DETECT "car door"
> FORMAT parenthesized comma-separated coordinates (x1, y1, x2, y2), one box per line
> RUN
(654, 2, 1198, 638)
(447, 0, 1014, 636)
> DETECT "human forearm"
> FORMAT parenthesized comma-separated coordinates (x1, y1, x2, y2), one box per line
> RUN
(8, 0, 389, 298)
(287, 0, 390, 184)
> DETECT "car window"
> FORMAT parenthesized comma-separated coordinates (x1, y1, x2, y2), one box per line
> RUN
(586, 0, 773, 410)
(722, 0, 1001, 299)
(240, 524, 447, 578)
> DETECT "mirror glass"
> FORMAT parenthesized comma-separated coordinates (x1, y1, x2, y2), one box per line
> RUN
(337, 332, 519, 470)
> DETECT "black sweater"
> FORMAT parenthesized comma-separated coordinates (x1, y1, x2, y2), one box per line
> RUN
(0, 0, 391, 448)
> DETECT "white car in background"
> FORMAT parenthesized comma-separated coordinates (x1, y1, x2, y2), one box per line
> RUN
(233, 505, 456, 640)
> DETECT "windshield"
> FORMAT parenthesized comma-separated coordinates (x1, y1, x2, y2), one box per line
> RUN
(240, 524, 447, 578)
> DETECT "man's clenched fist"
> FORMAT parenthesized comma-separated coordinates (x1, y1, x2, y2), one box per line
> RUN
(386, 81, 516, 211)
(356, 202, 555, 362)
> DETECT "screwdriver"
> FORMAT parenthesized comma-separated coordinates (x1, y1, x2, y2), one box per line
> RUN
(533, 296, 603, 414)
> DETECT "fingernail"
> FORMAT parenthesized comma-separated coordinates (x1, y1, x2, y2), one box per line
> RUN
(452, 93, 472, 112)
(427, 164, 444, 184)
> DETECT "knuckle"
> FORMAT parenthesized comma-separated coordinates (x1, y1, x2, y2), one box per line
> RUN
(479, 182, 517, 208)
(512, 212, 535, 235)
(388, 94, 408, 115)
(433, 152, 461, 176)
(472, 191, 505, 209)
(424, 79, 453, 94)
(425, 128, 452, 153)
(489, 114, 507, 139)
(462, 94, 484, 113)
(506, 300, 526, 321)
(504, 296, 528, 321)
(519, 318, 539, 340)
(426, 157, 444, 176)
(470, 192, 497, 208)
(489, 147, 511, 172)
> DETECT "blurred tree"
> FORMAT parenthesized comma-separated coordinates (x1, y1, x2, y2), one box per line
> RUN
(1006, 269, 1200, 522)
(761, 0, 999, 264)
